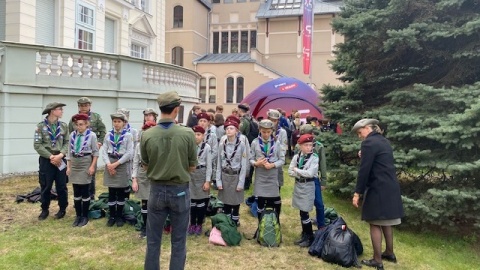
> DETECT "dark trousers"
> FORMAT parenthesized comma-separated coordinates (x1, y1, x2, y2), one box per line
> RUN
(38, 156, 68, 211)
(88, 165, 97, 199)
(244, 165, 254, 189)
(314, 177, 325, 228)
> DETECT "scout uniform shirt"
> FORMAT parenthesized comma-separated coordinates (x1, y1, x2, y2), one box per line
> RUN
(66, 129, 99, 184)
(101, 128, 134, 188)
(288, 152, 319, 213)
(68, 111, 106, 143)
(294, 141, 327, 187)
(34, 118, 69, 158)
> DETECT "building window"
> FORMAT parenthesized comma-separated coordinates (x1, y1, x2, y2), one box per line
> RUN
(213, 32, 219, 54)
(236, 77, 244, 103)
(209, 78, 216, 103)
(178, 105, 184, 124)
(131, 43, 146, 59)
(226, 77, 234, 103)
(221, 32, 229, 53)
(200, 78, 207, 103)
(104, 17, 115, 53)
(212, 0, 220, 3)
(172, 46, 184, 66)
(76, 2, 95, 50)
(231, 31, 239, 53)
(224, 0, 233, 3)
(173, 6, 183, 28)
(213, 30, 256, 54)
(250, 30, 257, 48)
(140, 0, 149, 12)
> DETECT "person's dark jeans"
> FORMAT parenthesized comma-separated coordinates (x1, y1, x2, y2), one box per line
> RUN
(244, 165, 254, 190)
(38, 157, 68, 211)
(314, 177, 325, 228)
(88, 165, 97, 200)
(145, 182, 190, 270)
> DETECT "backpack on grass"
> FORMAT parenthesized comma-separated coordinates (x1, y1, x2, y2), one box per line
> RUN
(256, 209, 281, 247)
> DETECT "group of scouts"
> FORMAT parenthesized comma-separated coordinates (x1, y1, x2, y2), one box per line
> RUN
(33, 97, 327, 247)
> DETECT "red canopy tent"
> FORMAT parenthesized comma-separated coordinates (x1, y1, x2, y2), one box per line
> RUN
(240, 77, 323, 119)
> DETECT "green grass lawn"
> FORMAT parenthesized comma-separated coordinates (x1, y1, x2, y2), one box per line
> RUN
(1, 170, 479, 270)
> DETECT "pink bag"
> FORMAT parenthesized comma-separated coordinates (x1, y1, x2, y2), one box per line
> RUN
(208, 227, 227, 246)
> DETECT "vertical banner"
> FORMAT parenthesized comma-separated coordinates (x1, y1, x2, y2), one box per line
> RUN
(302, 0, 314, 75)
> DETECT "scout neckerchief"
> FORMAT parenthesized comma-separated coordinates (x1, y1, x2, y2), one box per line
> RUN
(70, 130, 91, 156)
(109, 129, 127, 157)
(44, 118, 62, 147)
(297, 152, 313, 170)
(204, 128, 211, 144)
(197, 141, 207, 159)
(258, 135, 276, 161)
(224, 136, 240, 168)
(125, 123, 132, 133)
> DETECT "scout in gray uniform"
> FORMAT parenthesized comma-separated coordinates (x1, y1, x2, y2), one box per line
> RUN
(68, 97, 106, 200)
(288, 134, 319, 247)
(197, 112, 218, 183)
(250, 119, 285, 223)
(188, 125, 212, 236)
(267, 109, 288, 189)
(117, 108, 137, 200)
(132, 121, 156, 239)
(101, 113, 134, 227)
(216, 119, 248, 226)
(66, 113, 99, 227)
(34, 102, 69, 220)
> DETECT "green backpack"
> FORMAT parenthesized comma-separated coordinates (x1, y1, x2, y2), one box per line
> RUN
(257, 209, 281, 247)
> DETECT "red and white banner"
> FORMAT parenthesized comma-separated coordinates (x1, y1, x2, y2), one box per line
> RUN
(302, 0, 314, 75)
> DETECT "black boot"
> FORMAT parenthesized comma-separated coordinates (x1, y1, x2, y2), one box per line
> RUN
(116, 204, 125, 227)
(72, 200, 82, 226)
(298, 223, 314, 248)
(107, 205, 116, 227)
(294, 232, 307, 245)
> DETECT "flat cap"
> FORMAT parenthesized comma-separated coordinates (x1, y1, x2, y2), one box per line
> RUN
(157, 91, 182, 108)
(143, 108, 158, 116)
(42, 102, 66, 115)
(77, 97, 92, 104)
(197, 112, 210, 121)
(117, 108, 130, 118)
(300, 124, 313, 135)
(259, 119, 274, 129)
(110, 113, 127, 122)
(225, 115, 240, 124)
(72, 113, 89, 122)
(298, 134, 314, 144)
(267, 109, 281, 120)
(192, 125, 205, 134)
(142, 121, 156, 130)
(238, 103, 250, 111)
(351, 118, 380, 133)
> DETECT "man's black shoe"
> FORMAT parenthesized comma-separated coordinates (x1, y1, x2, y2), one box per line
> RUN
(54, 210, 66, 219)
(38, 210, 49, 220)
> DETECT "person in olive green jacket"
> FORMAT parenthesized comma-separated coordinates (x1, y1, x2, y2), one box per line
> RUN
(34, 102, 70, 221)
(68, 97, 106, 200)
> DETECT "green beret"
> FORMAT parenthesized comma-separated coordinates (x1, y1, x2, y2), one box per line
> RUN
(300, 124, 313, 135)
(351, 118, 379, 133)
(77, 97, 92, 104)
(110, 113, 127, 122)
(157, 91, 182, 108)
(42, 102, 66, 115)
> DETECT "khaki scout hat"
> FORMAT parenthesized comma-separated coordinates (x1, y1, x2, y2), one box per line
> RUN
(42, 102, 66, 115)
(117, 108, 130, 118)
(77, 97, 92, 104)
(157, 91, 182, 108)
(300, 124, 314, 135)
(267, 109, 281, 120)
(351, 118, 379, 133)
(259, 119, 274, 129)
(110, 113, 127, 122)
(143, 108, 158, 116)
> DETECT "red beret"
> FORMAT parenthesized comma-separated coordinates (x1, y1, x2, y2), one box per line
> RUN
(225, 115, 240, 124)
(297, 134, 314, 144)
(224, 120, 239, 129)
(197, 112, 210, 121)
(72, 113, 89, 122)
(192, 125, 205, 134)
(142, 121, 156, 130)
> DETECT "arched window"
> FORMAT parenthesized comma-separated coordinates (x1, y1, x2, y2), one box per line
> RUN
(209, 78, 217, 103)
(172, 46, 184, 66)
(173, 6, 183, 28)
(199, 78, 207, 103)
(236, 77, 244, 103)
(226, 77, 234, 103)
